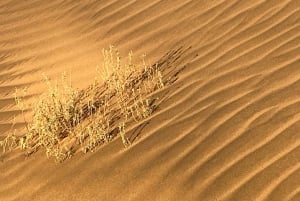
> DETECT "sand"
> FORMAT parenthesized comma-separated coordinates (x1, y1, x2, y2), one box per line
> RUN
(1, 0, 300, 200)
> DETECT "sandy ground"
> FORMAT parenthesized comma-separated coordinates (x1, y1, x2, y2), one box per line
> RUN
(1, 0, 300, 200)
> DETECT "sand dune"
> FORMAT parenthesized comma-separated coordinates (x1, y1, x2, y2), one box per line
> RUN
(1, 0, 300, 200)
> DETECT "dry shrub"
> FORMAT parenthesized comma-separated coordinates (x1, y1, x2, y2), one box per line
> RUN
(0, 46, 165, 162)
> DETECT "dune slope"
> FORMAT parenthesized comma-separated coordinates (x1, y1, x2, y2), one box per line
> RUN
(1, 0, 300, 201)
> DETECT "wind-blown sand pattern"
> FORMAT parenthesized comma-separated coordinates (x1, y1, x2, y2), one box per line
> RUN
(1, 0, 300, 200)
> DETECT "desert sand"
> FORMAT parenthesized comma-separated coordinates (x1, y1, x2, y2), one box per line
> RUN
(1, 0, 300, 201)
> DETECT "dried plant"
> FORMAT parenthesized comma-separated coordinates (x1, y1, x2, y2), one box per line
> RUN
(0, 46, 165, 162)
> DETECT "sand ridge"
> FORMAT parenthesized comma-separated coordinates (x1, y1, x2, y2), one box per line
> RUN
(1, 0, 300, 200)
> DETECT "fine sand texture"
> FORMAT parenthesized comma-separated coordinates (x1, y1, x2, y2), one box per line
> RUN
(1, 0, 300, 201)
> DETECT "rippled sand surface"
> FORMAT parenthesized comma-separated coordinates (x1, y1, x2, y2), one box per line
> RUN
(1, 1, 300, 200)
